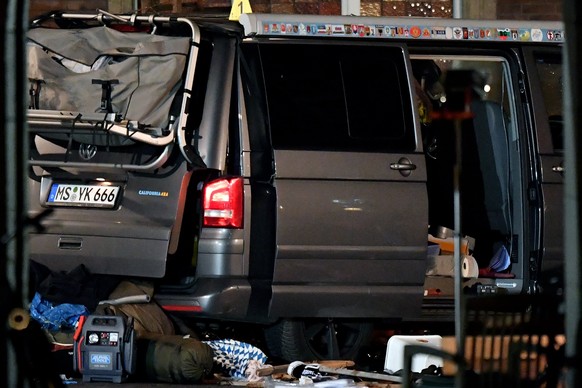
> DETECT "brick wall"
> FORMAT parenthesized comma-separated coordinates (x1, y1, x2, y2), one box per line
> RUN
(497, 0, 562, 20)
(28, 0, 562, 20)
(248, 0, 453, 16)
(29, 0, 109, 19)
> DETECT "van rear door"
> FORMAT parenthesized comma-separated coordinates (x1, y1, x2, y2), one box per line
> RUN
(27, 14, 200, 278)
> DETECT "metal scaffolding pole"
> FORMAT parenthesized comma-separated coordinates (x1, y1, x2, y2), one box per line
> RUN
(0, 0, 7, 382)
(341, 0, 360, 16)
(563, 0, 582, 385)
(453, 0, 462, 18)
(2, 0, 32, 386)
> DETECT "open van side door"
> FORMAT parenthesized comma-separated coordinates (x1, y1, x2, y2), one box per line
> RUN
(522, 47, 564, 275)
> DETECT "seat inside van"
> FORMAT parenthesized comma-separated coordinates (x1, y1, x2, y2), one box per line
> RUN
(471, 99, 511, 238)
(416, 61, 513, 271)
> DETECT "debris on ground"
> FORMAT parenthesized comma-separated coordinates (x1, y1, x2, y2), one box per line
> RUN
(204, 359, 403, 387)
(28, 265, 408, 386)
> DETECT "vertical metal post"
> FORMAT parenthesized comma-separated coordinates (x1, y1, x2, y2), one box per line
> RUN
(563, 0, 582, 386)
(341, 0, 360, 16)
(452, 0, 462, 18)
(0, 0, 7, 383)
(4, 0, 29, 314)
(2, 0, 29, 386)
(432, 78, 475, 388)
(453, 117, 465, 388)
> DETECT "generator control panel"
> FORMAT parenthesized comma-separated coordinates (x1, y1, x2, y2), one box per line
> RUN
(74, 315, 135, 383)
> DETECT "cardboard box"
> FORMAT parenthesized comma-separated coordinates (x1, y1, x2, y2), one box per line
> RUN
(427, 235, 472, 255)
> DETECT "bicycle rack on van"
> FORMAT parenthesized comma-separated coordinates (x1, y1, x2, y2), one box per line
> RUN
(27, 10, 201, 171)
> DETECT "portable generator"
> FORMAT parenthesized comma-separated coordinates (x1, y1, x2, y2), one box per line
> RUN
(73, 315, 136, 383)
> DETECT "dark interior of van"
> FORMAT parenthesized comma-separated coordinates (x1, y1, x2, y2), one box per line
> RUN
(412, 58, 517, 298)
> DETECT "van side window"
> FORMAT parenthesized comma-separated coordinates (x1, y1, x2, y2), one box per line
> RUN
(259, 43, 415, 152)
(535, 55, 563, 154)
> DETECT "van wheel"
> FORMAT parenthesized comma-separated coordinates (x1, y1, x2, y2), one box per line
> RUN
(264, 319, 373, 362)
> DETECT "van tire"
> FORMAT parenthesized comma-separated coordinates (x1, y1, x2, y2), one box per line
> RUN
(264, 319, 373, 362)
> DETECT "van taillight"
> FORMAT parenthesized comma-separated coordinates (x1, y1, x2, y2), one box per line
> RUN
(202, 177, 243, 228)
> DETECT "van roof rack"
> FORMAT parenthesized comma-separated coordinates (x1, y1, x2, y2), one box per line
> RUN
(239, 13, 564, 44)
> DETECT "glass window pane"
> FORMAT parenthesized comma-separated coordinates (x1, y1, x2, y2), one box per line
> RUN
(260, 43, 415, 152)
(535, 56, 563, 153)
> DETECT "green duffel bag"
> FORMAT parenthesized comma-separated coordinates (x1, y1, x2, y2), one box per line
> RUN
(136, 333, 214, 383)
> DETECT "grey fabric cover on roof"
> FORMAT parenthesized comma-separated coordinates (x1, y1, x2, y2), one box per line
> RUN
(27, 26, 190, 130)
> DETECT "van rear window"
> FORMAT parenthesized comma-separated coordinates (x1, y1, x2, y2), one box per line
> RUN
(259, 43, 415, 152)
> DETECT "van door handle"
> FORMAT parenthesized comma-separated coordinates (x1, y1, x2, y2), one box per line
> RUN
(390, 163, 417, 171)
(390, 158, 416, 177)
(552, 165, 564, 173)
(58, 237, 83, 250)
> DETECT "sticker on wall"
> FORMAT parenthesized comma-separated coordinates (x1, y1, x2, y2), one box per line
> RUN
(519, 29, 531, 41)
(547, 30, 555, 40)
(549, 30, 563, 41)
(256, 18, 563, 44)
(410, 26, 422, 38)
(432, 27, 446, 39)
(452, 27, 463, 39)
(497, 28, 511, 40)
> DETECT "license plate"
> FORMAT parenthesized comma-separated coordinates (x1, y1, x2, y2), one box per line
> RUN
(47, 183, 120, 208)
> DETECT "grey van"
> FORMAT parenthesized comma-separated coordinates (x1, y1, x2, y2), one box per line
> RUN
(27, 11, 564, 361)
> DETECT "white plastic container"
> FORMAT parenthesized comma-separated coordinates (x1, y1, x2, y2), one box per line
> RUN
(384, 335, 443, 374)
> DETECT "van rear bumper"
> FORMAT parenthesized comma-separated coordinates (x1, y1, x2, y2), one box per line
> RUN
(156, 278, 253, 320)
(156, 279, 425, 322)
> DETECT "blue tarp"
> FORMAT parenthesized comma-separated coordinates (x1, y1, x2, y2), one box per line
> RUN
(29, 292, 89, 331)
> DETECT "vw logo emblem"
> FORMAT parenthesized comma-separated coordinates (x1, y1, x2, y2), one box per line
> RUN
(79, 143, 97, 160)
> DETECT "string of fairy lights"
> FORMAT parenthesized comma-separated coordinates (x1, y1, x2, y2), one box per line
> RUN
(407, 2, 452, 16)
